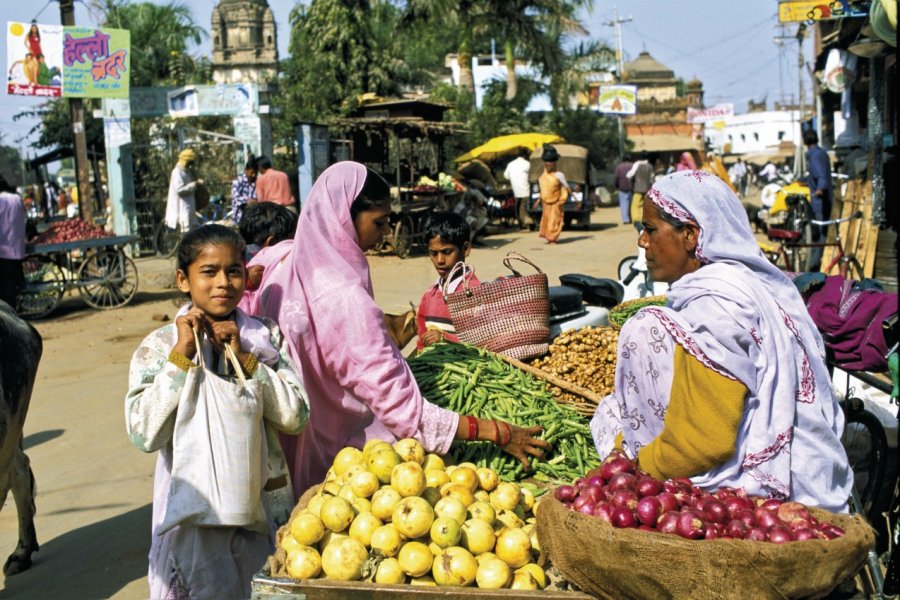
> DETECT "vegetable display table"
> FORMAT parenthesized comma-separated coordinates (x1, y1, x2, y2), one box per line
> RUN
(17, 235, 140, 319)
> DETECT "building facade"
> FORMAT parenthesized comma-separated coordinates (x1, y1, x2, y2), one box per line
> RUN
(211, 0, 279, 84)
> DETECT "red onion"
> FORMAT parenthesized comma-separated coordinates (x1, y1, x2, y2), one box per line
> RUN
(579, 485, 604, 504)
(766, 525, 795, 544)
(657, 492, 680, 513)
(577, 501, 596, 515)
(657, 511, 680, 535)
(700, 499, 729, 524)
(600, 455, 635, 481)
(723, 495, 753, 518)
(676, 510, 706, 539)
(713, 487, 735, 501)
(776, 502, 810, 523)
(725, 519, 750, 539)
(607, 472, 638, 492)
(786, 517, 813, 532)
(704, 526, 720, 540)
(760, 498, 783, 512)
(610, 506, 637, 528)
(746, 527, 767, 541)
(635, 477, 664, 498)
(670, 477, 693, 490)
(635, 496, 662, 526)
(793, 528, 817, 541)
(592, 502, 613, 523)
(819, 524, 845, 540)
(586, 475, 605, 488)
(585, 467, 604, 481)
(735, 508, 756, 527)
(574, 477, 588, 489)
(555, 485, 578, 503)
(610, 489, 639, 511)
(638, 524, 655, 532)
(754, 508, 782, 530)
(573, 495, 595, 512)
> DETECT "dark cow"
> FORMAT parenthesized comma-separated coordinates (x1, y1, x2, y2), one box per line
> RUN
(0, 301, 41, 575)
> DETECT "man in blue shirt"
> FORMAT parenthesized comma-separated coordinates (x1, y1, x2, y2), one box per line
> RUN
(804, 130, 832, 271)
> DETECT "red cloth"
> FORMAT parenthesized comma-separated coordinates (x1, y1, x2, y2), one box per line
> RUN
(255, 169, 295, 207)
(416, 273, 481, 350)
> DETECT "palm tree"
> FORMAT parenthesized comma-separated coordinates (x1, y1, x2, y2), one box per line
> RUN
(404, 0, 479, 95)
(88, 0, 206, 86)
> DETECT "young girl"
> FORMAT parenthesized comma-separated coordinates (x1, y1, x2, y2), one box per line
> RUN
(126, 224, 309, 600)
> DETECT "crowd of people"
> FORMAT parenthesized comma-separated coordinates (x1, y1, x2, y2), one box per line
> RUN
(118, 151, 861, 598)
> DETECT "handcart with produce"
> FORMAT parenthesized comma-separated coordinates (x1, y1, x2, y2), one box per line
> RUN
(16, 219, 139, 319)
(383, 178, 460, 259)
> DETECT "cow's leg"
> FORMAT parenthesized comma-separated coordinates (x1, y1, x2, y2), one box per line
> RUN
(3, 443, 38, 576)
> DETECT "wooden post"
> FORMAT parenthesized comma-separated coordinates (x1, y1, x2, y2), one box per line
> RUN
(59, 0, 94, 222)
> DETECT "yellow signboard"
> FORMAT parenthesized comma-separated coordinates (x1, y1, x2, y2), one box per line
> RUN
(778, 1, 842, 23)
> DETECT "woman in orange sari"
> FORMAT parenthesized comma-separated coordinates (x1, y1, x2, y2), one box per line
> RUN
(538, 144, 570, 244)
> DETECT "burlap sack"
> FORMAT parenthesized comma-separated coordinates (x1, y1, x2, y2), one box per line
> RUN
(536, 497, 874, 599)
(267, 484, 321, 578)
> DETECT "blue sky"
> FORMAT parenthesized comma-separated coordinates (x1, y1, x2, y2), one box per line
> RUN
(1, 0, 812, 151)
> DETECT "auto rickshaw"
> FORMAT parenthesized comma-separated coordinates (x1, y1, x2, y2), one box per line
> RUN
(527, 144, 592, 230)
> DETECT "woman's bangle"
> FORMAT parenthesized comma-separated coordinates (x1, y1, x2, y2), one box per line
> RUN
(499, 422, 512, 447)
(465, 416, 478, 441)
(491, 420, 501, 445)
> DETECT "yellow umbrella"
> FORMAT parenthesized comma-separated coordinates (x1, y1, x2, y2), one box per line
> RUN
(455, 133, 563, 163)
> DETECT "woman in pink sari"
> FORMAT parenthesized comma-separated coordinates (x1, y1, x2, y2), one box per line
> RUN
(675, 151, 697, 172)
(252, 162, 549, 497)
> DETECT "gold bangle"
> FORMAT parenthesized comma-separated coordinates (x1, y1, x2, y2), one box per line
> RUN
(168, 349, 193, 372)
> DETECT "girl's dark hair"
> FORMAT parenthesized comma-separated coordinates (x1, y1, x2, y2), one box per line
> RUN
(423, 211, 470, 249)
(350, 168, 391, 221)
(176, 224, 246, 274)
(239, 202, 297, 246)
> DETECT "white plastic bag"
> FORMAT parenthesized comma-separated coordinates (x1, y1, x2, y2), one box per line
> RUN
(160, 330, 268, 534)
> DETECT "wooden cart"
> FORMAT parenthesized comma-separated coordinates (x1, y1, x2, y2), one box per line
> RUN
(379, 191, 457, 258)
(16, 235, 139, 319)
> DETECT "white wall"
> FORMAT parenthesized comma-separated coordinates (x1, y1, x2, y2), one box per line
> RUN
(444, 54, 552, 112)
(704, 110, 801, 155)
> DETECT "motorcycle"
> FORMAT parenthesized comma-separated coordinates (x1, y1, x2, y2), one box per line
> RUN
(548, 275, 625, 339)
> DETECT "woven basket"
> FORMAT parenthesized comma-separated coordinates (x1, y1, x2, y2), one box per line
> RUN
(446, 253, 549, 361)
(608, 295, 667, 329)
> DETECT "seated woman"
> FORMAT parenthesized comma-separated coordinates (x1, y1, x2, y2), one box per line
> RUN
(591, 170, 852, 512)
(249, 162, 549, 497)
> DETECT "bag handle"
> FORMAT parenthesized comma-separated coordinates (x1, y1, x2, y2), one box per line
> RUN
(502, 252, 544, 277)
(192, 326, 247, 385)
(442, 261, 475, 301)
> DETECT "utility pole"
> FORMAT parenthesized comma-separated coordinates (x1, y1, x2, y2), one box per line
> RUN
(603, 7, 632, 160)
(59, 0, 94, 222)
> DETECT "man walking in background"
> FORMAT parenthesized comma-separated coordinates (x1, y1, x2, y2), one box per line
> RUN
(804, 130, 833, 271)
(614, 153, 634, 225)
(255, 156, 296, 213)
(230, 158, 257, 225)
(504, 148, 532, 230)
(0, 175, 26, 308)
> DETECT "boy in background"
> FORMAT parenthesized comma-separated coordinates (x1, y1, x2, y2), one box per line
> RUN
(416, 212, 481, 350)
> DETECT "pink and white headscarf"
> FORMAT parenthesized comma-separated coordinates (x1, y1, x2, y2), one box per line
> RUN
(251, 162, 457, 496)
(594, 171, 852, 511)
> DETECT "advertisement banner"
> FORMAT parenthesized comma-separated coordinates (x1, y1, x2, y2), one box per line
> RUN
(777, 1, 866, 23)
(686, 103, 734, 124)
(7, 22, 129, 98)
(597, 85, 637, 115)
(7, 22, 64, 97)
(62, 26, 130, 98)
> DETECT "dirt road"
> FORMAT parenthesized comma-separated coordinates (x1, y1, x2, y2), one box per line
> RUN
(0, 204, 640, 599)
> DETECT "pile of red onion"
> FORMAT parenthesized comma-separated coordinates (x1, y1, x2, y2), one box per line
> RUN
(31, 219, 110, 244)
(554, 453, 845, 543)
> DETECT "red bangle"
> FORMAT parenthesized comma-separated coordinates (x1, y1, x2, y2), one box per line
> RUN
(492, 420, 501, 445)
(499, 422, 512, 447)
(466, 416, 478, 441)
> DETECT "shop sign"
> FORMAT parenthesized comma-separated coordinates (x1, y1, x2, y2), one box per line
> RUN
(686, 104, 734, 124)
(778, 1, 869, 23)
(7, 22, 130, 98)
(597, 85, 637, 115)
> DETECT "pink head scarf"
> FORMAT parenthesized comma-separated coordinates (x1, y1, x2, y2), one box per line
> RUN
(254, 162, 440, 495)
(676, 152, 697, 171)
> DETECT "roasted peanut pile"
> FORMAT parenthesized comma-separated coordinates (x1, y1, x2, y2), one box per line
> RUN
(530, 327, 619, 415)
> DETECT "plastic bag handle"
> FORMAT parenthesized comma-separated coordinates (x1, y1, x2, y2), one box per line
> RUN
(192, 326, 247, 385)
(442, 261, 475, 301)
(502, 252, 544, 277)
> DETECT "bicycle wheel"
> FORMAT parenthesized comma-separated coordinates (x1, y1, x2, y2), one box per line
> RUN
(77, 249, 139, 310)
(15, 256, 65, 319)
(154, 221, 182, 258)
(841, 405, 888, 520)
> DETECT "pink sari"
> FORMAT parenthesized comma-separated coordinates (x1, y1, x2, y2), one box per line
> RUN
(250, 162, 458, 497)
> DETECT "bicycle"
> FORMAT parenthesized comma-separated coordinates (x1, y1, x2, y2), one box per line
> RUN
(153, 195, 229, 257)
(764, 210, 864, 276)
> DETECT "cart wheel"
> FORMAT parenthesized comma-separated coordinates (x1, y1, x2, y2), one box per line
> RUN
(16, 256, 65, 319)
(154, 221, 182, 258)
(393, 217, 413, 259)
(77, 249, 139, 310)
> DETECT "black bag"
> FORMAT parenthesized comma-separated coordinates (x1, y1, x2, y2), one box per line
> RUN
(559, 274, 624, 309)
